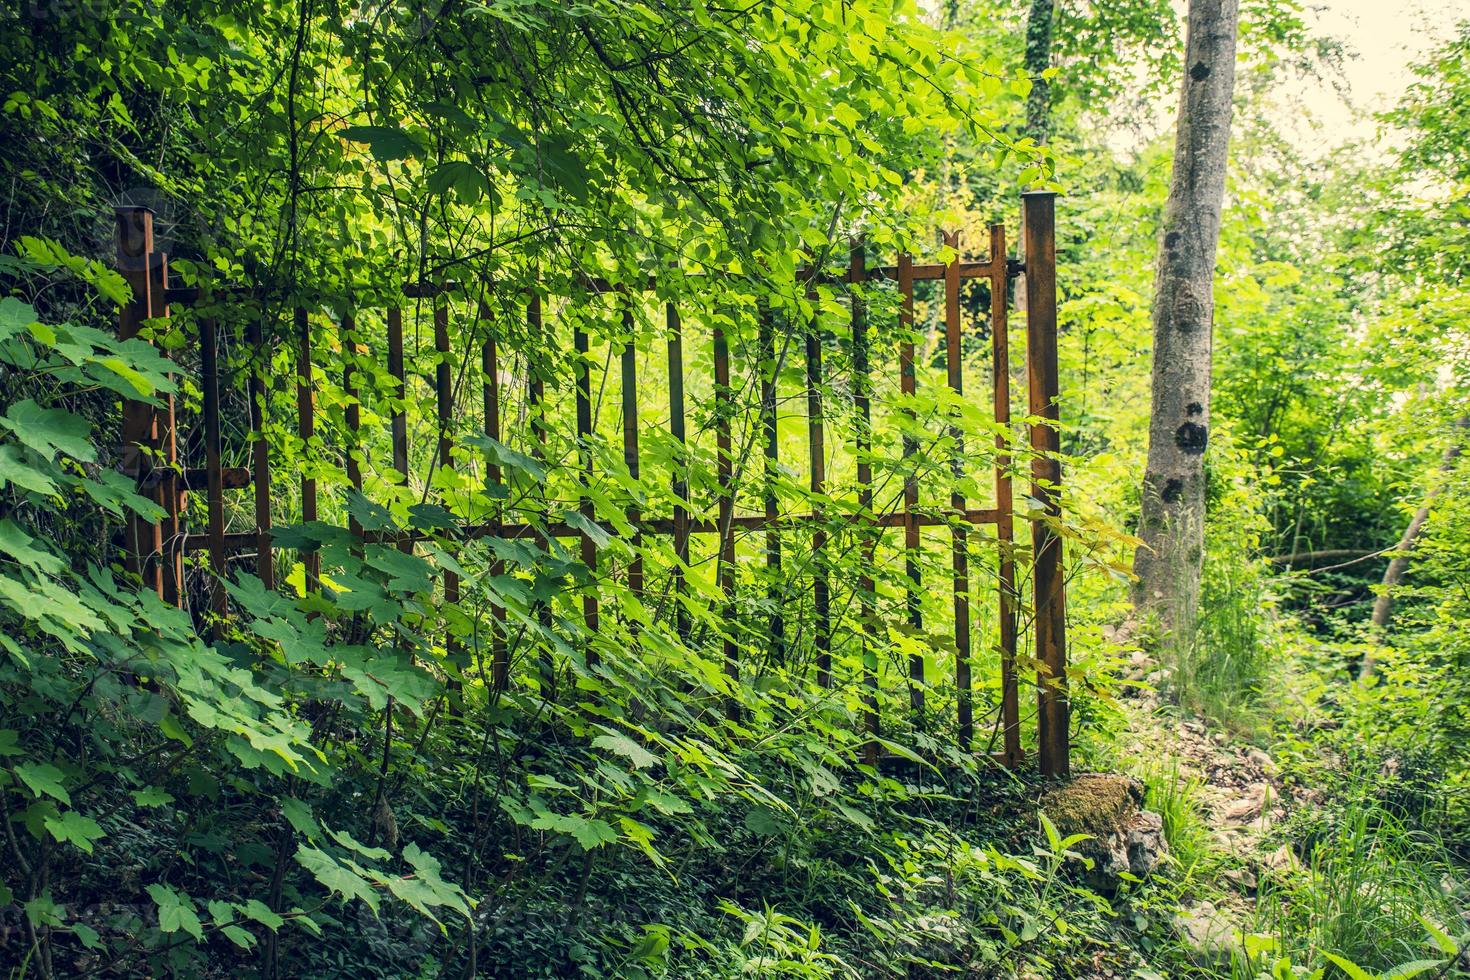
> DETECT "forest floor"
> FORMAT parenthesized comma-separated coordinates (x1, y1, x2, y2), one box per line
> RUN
(1110, 682, 1297, 970)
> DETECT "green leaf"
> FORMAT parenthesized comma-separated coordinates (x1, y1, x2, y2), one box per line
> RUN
(44, 811, 105, 854)
(327, 827, 391, 861)
(339, 124, 423, 161)
(221, 925, 257, 949)
(1320, 953, 1376, 980)
(568, 817, 619, 851)
(426, 161, 489, 204)
(0, 400, 94, 462)
(561, 510, 611, 549)
(592, 730, 658, 769)
(294, 845, 381, 914)
(157, 713, 193, 747)
(73, 922, 102, 949)
(241, 898, 284, 931)
(147, 883, 204, 940)
(87, 355, 156, 398)
(0, 444, 57, 495)
(1383, 961, 1449, 980)
(81, 468, 165, 519)
(463, 433, 547, 481)
(130, 787, 174, 808)
(0, 520, 65, 575)
(1418, 914, 1458, 955)
(280, 798, 320, 841)
(0, 297, 38, 343)
(345, 491, 396, 532)
(14, 762, 70, 805)
(24, 894, 63, 928)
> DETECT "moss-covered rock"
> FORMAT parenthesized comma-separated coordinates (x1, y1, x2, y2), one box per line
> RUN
(1040, 773, 1146, 838)
(1039, 773, 1164, 894)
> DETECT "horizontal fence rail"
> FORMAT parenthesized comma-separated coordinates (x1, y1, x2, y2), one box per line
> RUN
(112, 193, 1068, 777)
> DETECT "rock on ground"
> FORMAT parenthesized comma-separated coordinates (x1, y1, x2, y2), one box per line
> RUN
(1040, 773, 1170, 894)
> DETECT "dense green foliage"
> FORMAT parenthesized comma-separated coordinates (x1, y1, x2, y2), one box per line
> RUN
(3, 1, 1470, 979)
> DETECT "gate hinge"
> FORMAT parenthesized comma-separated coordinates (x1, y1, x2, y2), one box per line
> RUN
(1006, 258, 1026, 280)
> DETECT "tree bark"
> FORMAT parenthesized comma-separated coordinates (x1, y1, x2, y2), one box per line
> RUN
(1358, 416, 1469, 680)
(1024, 0, 1056, 144)
(1133, 0, 1239, 639)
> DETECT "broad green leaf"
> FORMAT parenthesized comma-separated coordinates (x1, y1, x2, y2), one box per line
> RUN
(0, 444, 57, 495)
(294, 846, 381, 914)
(147, 884, 204, 940)
(14, 762, 70, 805)
(592, 731, 658, 769)
(1383, 961, 1450, 980)
(463, 433, 547, 482)
(1320, 953, 1376, 980)
(241, 898, 284, 931)
(568, 817, 619, 851)
(339, 124, 423, 161)
(1418, 914, 1458, 955)
(221, 925, 257, 949)
(131, 787, 173, 808)
(561, 510, 611, 549)
(0, 520, 65, 575)
(426, 161, 489, 204)
(0, 400, 94, 462)
(280, 798, 320, 841)
(43, 811, 105, 854)
(0, 297, 38, 343)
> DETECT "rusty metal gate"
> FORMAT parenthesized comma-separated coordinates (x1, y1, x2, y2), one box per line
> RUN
(112, 191, 1069, 778)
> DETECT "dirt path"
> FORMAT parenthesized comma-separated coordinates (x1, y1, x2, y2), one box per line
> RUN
(1114, 689, 1295, 961)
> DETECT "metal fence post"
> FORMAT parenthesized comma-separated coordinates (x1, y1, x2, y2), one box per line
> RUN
(115, 207, 164, 597)
(1023, 190, 1069, 780)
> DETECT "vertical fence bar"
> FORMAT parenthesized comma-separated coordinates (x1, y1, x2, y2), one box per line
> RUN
(480, 305, 509, 691)
(806, 286, 831, 688)
(295, 307, 319, 587)
(342, 314, 363, 538)
(527, 294, 556, 699)
(114, 207, 161, 596)
(991, 224, 1022, 766)
(153, 254, 181, 608)
(1023, 191, 1068, 779)
(574, 320, 599, 648)
(434, 304, 454, 468)
(246, 316, 274, 589)
(667, 302, 691, 641)
(759, 304, 784, 660)
(942, 231, 973, 750)
(621, 303, 643, 600)
(898, 252, 923, 717)
(713, 319, 738, 716)
(851, 240, 878, 767)
(434, 303, 463, 687)
(387, 307, 412, 555)
(199, 315, 228, 618)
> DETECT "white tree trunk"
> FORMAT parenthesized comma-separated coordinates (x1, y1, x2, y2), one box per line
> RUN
(1133, 0, 1240, 639)
(1358, 416, 1469, 680)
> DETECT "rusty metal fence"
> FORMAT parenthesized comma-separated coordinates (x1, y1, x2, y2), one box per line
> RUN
(112, 191, 1069, 778)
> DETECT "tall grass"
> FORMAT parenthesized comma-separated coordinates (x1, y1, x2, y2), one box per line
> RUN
(1171, 552, 1276, 732)
(1161, 472, 1279, 733)
(1244, 803, 1460, 975)
(1137, 755, 1213, 880)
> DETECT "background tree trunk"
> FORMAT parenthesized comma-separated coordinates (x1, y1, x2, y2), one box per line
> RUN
(1133, 0, 1239, 639)
(1024, 0, 1056, 144)
(1358, 416, 1469, 680)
